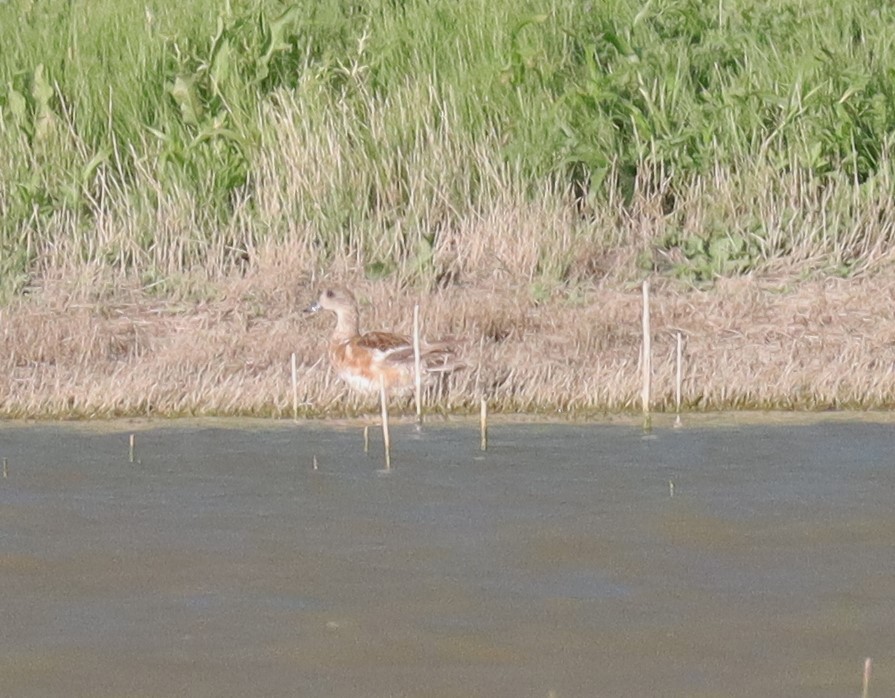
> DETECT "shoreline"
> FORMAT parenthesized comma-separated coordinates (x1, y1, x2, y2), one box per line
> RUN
(1, 410, 894, 432)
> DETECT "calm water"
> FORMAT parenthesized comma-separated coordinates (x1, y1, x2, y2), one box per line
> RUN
(1, 416, 893, 697)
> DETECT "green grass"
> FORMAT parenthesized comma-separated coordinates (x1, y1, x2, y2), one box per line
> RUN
(2, 0, 895, 299)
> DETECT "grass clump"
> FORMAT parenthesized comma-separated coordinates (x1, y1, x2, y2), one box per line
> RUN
(2, 0, 895, 296)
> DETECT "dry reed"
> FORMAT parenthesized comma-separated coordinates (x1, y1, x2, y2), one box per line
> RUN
(413, 304, 422, 424)
(379, 375, 391, 470)
(641, 279, 652, 415)
(480, 398, 488, 451)
(290, 352, 298, 421)
(674, 331, 684, 428)
(862, 657, 872, 698)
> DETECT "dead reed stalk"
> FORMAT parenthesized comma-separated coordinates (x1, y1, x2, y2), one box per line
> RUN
(675, 330, 683, 427)
(641, 279, 652, 428)
(291, 352, 298, 421)
(379, 375, 391, 470)
(863, 657, 872, 698)
(413, 303, 422, 424)
(480, 397, 488, 451)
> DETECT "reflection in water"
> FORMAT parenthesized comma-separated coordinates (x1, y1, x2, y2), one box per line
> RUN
(1, 417, 893, 697)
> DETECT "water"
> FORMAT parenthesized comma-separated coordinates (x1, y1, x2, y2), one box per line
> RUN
(1, 416, 893, 697)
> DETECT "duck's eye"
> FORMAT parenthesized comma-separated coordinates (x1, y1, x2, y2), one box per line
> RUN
(325, 289, 335, 299)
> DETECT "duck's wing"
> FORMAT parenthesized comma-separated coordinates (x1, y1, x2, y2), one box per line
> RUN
(356, 331, 414, 360)
(357, 331, 465, 372)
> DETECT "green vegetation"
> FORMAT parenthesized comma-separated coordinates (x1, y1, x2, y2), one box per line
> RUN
(2, 0, 895, 300)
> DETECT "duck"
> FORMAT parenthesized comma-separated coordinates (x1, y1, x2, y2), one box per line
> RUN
(304, 287, 462, 395)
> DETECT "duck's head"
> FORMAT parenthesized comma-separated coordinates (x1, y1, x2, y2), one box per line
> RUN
(304, 287, 357, 316)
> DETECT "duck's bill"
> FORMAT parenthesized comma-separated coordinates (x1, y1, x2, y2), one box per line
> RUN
(303, 301, 322, 314)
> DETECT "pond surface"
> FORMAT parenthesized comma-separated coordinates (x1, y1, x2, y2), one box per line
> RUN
(1, 415, 893, 697)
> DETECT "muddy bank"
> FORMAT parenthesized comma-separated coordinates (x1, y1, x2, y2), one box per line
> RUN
(2, 273, 894, 418)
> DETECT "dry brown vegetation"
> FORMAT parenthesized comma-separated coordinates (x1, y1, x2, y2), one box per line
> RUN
(3, 242, 895, 419)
